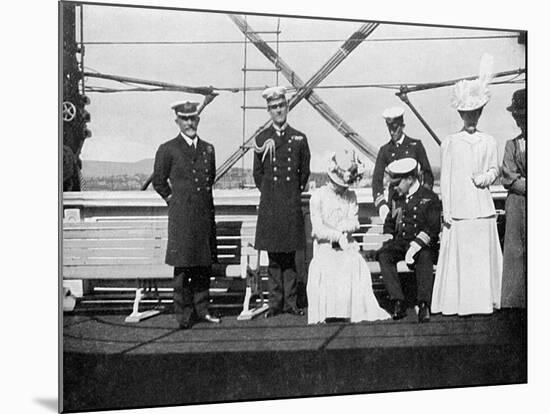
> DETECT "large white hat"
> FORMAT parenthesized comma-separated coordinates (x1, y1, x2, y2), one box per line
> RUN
(261, 86, 287, 101)
(451, 54, 494, 111)
(327, 150, 366, 188)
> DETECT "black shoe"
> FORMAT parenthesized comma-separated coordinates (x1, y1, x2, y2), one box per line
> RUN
(392, 299, 407, 320)
(285, 308, 304, 316)
(178, 320, 192, 330)
(418, 302, 431, 323)
(264, 308, 281, 318)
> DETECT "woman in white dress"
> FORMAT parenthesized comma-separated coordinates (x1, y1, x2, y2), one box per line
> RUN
(307, 150, 390, 324)
(432, 55, 503, 316)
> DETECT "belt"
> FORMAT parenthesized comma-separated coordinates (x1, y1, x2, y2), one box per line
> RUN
(316, 240, 342, 251)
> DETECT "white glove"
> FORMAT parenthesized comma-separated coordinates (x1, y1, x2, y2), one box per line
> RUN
(472, 173, 487, 187)
(338, 232, 349, 250)
(405, 241, 421, 265)
(379, 205, 390, 222)
(472, 169, 497, 188)
(347, 239, 360, 252)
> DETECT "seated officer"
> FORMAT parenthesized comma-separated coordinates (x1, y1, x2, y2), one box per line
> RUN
(377, 158, 441, 323)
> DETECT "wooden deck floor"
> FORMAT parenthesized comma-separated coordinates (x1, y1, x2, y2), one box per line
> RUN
(62, 309, 526, 412)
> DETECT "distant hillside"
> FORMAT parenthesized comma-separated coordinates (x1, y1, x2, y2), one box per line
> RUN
(82, 159, 154, 178)
(83, 159, 440, 178)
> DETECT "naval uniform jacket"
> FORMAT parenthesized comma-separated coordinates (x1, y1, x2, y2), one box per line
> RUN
(253, 124, 311, 252)
(382, 186, 441, 250)
(152, 135, 217, 267)
(372, 135, 434, 209)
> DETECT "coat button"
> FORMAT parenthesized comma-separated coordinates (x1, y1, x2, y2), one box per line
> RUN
(274, 177, 278, 181)
(288, 147, 292, 152)
(286, 177, 290, 181)
(195, 178, 198, 182)
(197, 187, 201, 191)
(287, 157, 291, 161)
(274, 167, 277, 171)
(288, 167, 291, 171)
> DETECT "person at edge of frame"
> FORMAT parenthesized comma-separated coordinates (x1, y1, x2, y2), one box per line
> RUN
(371, 106, 434, 223)
(500, 88, 527, 309)
(152, 100, 221, 329)
(376, 158, 442, 323)
(253, 86, 311, 318)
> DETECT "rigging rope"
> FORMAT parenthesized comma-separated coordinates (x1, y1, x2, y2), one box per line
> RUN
(83, 34, 519, 46)
(85, 73, 525, 94)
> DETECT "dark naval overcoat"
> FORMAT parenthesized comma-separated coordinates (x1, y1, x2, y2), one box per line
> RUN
(372, 135, 434, 209)
(253, 124, 311, 252)
(153, 135, 217, 267)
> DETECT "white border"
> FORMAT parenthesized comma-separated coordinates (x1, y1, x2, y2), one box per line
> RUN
(4, 1, 546, 413)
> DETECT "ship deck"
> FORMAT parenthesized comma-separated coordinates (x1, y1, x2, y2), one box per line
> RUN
(62, 308, 526, 412)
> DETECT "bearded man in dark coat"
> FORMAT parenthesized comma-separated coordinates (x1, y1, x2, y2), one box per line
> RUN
(153, 101, 221, 329)
(253, 86, 311, 317)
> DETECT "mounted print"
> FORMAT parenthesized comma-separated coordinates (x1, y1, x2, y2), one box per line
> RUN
(60, 1, 527, 412)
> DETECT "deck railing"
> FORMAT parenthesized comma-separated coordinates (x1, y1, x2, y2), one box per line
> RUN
(62, 187, 508, 312)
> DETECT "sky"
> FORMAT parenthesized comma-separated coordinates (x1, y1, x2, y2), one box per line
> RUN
(76, 3, 525, 173)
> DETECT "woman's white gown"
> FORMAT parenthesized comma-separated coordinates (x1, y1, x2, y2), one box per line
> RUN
(307, 185, 390, 323)
(432, 130, 503, 315)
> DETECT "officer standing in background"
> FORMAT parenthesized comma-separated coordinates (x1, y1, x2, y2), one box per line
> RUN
(153, 100, 221, 329)
(253, 86, 311, 318)
(377, 158, 441, 323)
(372, 107, 434, 222)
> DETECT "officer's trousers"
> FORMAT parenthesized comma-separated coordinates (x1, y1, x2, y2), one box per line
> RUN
(267, 252, 298, 312)
(173, 266, 210, 326)
(378, 239, 434, 304)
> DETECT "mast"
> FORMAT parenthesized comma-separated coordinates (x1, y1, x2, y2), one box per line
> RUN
(215, 17, 380, 183)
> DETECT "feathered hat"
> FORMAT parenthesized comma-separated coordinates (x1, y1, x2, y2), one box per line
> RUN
(451, 53, 494, 112)
(327, 150, 366, 188)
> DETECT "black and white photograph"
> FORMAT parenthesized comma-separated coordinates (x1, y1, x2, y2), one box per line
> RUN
(57, 1, 530, 412)
(17, 0, 539, 412)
